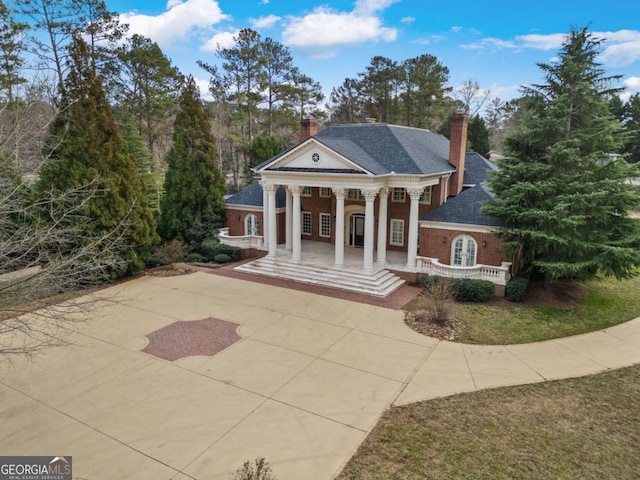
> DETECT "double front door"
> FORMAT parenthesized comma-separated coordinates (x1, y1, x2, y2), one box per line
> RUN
(349, 214, 365, 247)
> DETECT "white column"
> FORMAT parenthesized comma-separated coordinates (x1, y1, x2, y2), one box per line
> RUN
(362, 189, 378, 272)
(290, 185, 302, 262)
(333, 188, 346, 268)
(376, 187, 389, 267)
(261, 181, 269, 249)
(265, 183, 279, 258)
(285, 187, 293, 251)
(406, 187, 423, 269)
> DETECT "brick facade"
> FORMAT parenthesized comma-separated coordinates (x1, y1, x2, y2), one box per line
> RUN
(419, 227, 509, 266)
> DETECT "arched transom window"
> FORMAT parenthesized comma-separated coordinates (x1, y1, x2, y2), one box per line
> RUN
(245, 214, 259, 236)
(451, 235, 477, 267)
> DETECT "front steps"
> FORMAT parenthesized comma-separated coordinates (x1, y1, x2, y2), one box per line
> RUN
(234, 257, 405, 297)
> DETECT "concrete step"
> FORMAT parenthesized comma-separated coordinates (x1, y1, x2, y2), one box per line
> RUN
(234, 258, 405, 297)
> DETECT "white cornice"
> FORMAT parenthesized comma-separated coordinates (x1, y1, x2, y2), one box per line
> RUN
(419, 221, 496, 233)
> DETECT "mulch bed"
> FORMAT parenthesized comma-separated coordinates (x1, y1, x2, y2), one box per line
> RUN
(404, 310, 464, 341)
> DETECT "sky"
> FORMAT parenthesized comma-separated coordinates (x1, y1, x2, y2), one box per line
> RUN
(104, 0, 640, 106)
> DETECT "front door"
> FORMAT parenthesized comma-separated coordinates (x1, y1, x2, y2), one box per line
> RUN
(350, 214, 365, 247)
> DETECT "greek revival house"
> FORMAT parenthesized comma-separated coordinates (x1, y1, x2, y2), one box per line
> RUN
(221, 114, 512, 297)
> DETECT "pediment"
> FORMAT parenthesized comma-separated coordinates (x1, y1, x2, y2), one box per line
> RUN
(260, 140, 368, 173)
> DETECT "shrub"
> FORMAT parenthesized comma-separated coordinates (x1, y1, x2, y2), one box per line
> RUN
(185, 253, 207, 263)
(419, 275, 443, 290)
(506, 276, 529, 302)
(146, 255, 165, 268)
(231, 457, 276, 480)
(213, 253, 232, 263)
(154, 239, 186, 264)
(452, 278, 495, 302)
(199, 238, 242, 262)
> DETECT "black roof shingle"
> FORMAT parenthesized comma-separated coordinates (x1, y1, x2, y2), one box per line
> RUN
(421, 183, 503, 227)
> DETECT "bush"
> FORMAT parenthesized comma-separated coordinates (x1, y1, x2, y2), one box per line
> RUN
(231, 457, 276, 480)
(452, 278, 495, 302)
(185, 253, 207, 263)
(146, 255, 165, 268)
(506, 276, 529, 302)
(199, 238, 242, 262)
(154, 239, 186, 264)
(213, 253, 232, 263)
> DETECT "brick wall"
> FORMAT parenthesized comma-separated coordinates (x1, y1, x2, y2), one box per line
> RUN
(225, 208, 285, 244)
(419, 227, 509, 266)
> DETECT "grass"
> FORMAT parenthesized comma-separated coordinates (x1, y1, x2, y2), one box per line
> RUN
(338, 364, 640, 480)
(404, 274, 640, 344)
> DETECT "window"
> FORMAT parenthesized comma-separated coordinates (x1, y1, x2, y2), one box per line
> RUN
(451, 235, 477, 267)
(302, 211, 312, 235)
(419, 186, 432, 205)
(245, 214, 259, 236)
(302, 186, 312, 197)
(392, 187, 405, 202)
(347, 189, 364, 201)
(320, 213, 331, 237)
(319, 187, 332, 198)
(390, 219, 404, 246)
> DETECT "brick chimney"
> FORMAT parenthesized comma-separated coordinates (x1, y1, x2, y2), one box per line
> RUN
(448, 113, 469, 196)
(300, 117, 318, 142)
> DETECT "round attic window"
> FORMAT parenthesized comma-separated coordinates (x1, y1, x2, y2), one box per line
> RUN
(312, 152, 320, 163)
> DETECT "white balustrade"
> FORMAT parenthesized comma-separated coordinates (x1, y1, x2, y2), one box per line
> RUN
(416, 256, 512, 286)
(218, 228, 264, 250)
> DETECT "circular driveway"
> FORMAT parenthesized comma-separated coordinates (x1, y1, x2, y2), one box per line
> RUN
(1, 272, 639, 479)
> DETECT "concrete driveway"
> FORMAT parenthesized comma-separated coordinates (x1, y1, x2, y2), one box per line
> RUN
(1, 272, 639, 480)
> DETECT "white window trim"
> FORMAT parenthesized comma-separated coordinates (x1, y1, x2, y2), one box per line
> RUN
(302, 211, 312, 235)
(347, 189, 364, 201)
(302, 186, 312, 197)
(419, 186, 432, 205)
(244, 214, 259, 236)
(390, 219, 405, 246)
(319, 187, 331, 198)
(451, 234, 477, 267)
(319, 213, 331, 238)
(392, 187, 406, 203)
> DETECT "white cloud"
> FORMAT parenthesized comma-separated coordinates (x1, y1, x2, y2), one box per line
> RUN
(461, 37, 516, 50)
(620, 76, 640, 102)
(451, 25, 463, 33)
(121, 0, 228, 49)
(194, 76, 213, 100)
(282, 1, 397, 57)
(250, 14, 281, 30)
(461, 29, 640, 68)
(412, 38, 430, 45)
(201, 30, 238, 52)
(401, 16, 415, 24)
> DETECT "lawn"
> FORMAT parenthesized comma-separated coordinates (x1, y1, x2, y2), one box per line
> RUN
(338, 364, 640, 480)
(404, 274, 640, 344)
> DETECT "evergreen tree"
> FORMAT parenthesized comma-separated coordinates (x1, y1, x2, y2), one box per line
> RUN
(467, 115, 490, 154)
(484, 27, 640, 281)
(38, 35, 157, 273)
(249, 135, 282, 169)
(158, 76, 226, 243)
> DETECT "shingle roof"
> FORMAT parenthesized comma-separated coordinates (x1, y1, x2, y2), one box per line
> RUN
(421, 183, 503, 226)
(225, 182, 286, 208)
(463, 152, 498, 185)
(262, 123, 455, 176)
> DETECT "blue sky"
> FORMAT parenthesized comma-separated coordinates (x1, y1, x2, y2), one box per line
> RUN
(105, 0, 640, 105)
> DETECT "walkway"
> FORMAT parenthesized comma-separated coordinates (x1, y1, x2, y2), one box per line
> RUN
(1, 273, 639, 480)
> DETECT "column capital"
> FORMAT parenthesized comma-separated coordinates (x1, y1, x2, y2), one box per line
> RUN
(360, 188, 378, 202)
(332, 187, 347, 200)
(378, 187, 390, 199)
(288, 185, 302, 196)
(261, 182, 279, 194)
(407, 187, 424, 200)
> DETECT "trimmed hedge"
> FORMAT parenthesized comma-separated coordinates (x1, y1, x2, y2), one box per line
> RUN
(506, 276, 529, 302)
(199, 238, 242, 262)
(146, 255, 166, 268)
(419, 275, 495, 302)
(213, 253, 232, 264)
(185, 253, 207, 263)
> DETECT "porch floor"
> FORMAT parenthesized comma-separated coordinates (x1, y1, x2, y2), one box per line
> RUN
(265, 240, 413, 273)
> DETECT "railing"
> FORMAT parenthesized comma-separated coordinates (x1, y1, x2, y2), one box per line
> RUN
(218, 228, 264, 250)
(416, 257, 512, 286)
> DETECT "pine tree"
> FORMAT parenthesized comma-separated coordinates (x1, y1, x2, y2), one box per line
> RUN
(484, 27, 640, 281)
(38, 35, 157, 273)
(158, 76, 226, 244)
